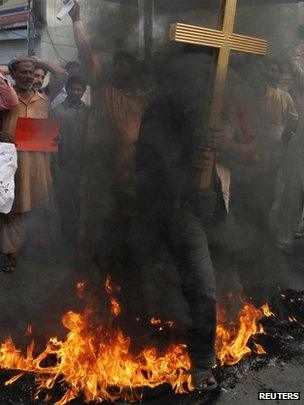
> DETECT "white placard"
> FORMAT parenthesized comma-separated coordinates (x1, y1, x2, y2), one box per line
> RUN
(0, 143, 17, 214)
(56, 0, 75, 21)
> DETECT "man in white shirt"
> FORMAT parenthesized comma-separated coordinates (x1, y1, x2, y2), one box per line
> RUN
(51, 61, 91, 108)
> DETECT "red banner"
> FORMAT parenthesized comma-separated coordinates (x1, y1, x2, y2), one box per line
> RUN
(15, 117, 60, 152)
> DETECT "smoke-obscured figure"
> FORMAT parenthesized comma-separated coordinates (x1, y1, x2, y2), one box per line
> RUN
(0, 57, 53, 272)
(135, 48, 257, 392)
(68, 1, 148, 261)
(232, 57, 298, 288)
(270, 51, 304, 252)
(53, 75, 90, 249)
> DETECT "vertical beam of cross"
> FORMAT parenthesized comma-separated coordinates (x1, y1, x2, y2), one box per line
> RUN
(170, 0, 267, 189)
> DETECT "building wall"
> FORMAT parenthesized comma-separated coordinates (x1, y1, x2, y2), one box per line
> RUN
(0, 0, 28, 64)
(154, 2, 299, 58)
(39, 0, 302, 69)
(39, 0, 139, 68)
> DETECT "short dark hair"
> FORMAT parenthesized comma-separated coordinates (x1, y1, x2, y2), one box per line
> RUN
(65, 61, 81, 71)
(66, 75, 87, 91)
(113, 51, 136, 68)
(265, 57, 284, 74)
(35, 63, 48, 75)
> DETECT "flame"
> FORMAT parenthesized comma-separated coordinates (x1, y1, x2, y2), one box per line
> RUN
(0, 278, 272, 404)
(26, 324, 32, 336)
(76, 282, 86, 298)
(105, 276, 121, 317)
(216, 303, 269, 366)
(254, 342, 266, 355)
(288, 316, 298, 323)
(5, 372, 25, 386)
(150, 318, 162, 325)
(105, 275, 113, 295)
(110, 298, 121, 317)
(261, 303, 275, 318)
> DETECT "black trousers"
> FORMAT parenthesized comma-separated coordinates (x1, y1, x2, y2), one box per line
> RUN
(160, 207, 217, 369)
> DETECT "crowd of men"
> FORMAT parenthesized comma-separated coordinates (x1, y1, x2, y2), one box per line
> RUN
(0, 0, 303, 392)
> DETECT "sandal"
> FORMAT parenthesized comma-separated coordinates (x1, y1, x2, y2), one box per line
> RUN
(191, 367, 218, 392)
(2, 254, 16, 273)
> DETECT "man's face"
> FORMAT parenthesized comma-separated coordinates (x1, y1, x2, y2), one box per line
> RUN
(67, 66, 81, 77)
(66, 83, 85, 103)
(12, 61, 35, 90)
(33, 68, 46, 91)
(266, 63, 281, 87)
(112, 59, 132, 86)
(246, 60, 266, 89)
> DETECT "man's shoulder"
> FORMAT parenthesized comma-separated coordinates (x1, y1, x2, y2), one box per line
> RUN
(81, 101, 90, 110)
(273, 87, 292, 99)
(35, 90, 49, 103)
(53, 100, 69, 116)
(53, 101, 65, 111)
(140, 98, 175, 134)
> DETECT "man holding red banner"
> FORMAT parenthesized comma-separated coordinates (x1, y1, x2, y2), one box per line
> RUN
(0, 56, 60, 272)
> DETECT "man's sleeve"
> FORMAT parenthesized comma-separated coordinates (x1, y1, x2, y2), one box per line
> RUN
(44, 76, 64, 103)
(284, 92, 299, 132)
(0, 74, 18, 110)
(292, 66, 304, 95)
(281, 92, 299, 146)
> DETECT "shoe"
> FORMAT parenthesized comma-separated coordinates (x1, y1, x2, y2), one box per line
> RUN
(191, 367, 218, 392)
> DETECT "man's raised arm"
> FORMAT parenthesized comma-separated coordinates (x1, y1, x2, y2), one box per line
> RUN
(69, 0, 103, 84)
(0, 74, 18, 110)
(34, 58, 68, 102)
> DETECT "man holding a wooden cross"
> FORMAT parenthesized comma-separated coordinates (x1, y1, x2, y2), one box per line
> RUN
(135, 0, 267, 390)
(136, 46, 259, 391)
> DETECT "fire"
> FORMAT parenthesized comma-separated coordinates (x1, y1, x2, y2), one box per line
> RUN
(150, 318, 162, 325)
(105, 275, 113, 295)
(0, 278, 274, 404)
(76, 282, 86, 298)
(261, 303, 275, 318)
(105, 275, 122, 317)
(26, 324, 32, 336)
(288, 316, 298, 323)
(216, 303, 269, 366)
(254, 342, 266, 355)
(110, 298, 121, 317)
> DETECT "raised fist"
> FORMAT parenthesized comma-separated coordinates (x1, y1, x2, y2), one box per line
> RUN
(68, 0, 81, 22)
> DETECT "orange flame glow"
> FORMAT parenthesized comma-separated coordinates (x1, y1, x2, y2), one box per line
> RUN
(0, 278, 273, 404)
(288, 316, 297, 323)
(110, 298, 121, 317)
(261, 303, 275, 318)
(76, 282, 86, 298)
(26, 324, 32, 336)
(216, 303, 269, 366)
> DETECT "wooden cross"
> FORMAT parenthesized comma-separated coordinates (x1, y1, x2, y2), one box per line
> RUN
(170, 0, 268, 189)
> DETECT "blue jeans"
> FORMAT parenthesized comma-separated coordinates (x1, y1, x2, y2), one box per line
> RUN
(160, 207, 217, 368)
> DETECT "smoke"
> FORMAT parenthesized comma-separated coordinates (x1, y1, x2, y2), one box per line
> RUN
(5, 0, 304, 347)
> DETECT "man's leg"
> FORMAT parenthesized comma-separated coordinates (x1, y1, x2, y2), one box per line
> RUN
(161, 208, 217, 379)
(0, 213, 25, 272)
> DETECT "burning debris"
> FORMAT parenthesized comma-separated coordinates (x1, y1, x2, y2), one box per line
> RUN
(0, 276, 302, 405)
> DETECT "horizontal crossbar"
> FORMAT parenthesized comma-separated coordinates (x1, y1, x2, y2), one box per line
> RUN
(170, 23, 267, 55)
